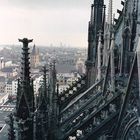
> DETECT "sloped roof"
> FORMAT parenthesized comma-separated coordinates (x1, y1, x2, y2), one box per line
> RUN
(0, 76, 5, 82)
(31, 45, 36, 55)
(1, 67, 13, 73)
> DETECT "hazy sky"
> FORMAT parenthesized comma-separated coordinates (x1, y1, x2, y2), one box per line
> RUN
(0, 0, 122, 47)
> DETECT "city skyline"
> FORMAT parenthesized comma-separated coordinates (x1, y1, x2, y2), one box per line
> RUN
(0, 0, 122, 47)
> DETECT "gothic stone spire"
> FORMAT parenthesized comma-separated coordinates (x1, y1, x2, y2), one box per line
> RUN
(16, 38, 34, 140)
(86, 0, 105, 87)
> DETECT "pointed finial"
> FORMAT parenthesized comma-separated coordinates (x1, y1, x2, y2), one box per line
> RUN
(107, 0, 113, 25)
(90, 4, 94, 24)
(18, 38, 33, 45)
(111, 14, 115, 36)
(41, 65, 49, 73)
(98, 30, 102, 42)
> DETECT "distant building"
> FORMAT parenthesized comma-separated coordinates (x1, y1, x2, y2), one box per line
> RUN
(11, 74, 43, 96)
(76, 58, 85, 75)
(57, 72, 80, 89)
(32, 74, 43, 95)
(5, 61, 12, 67)
(30, 44, 40, 68)
(5, 80, 12, 95)
(0, 66, 18, 78)
(12, 79, 18, 95)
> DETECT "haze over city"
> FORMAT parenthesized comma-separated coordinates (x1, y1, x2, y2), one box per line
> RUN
(0, 0, 122, 47)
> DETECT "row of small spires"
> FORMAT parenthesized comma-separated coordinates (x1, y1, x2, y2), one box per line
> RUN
(107, 0, 124, 25)
(90, 0, 124, 37)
